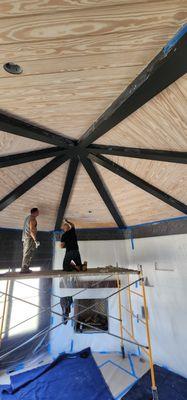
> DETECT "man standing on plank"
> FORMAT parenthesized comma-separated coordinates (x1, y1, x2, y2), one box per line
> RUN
(60, 219, 87, 272)
(20, 208, 40, 273)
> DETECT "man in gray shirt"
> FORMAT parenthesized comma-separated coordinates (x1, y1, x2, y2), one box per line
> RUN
(21, 208, 40, 273)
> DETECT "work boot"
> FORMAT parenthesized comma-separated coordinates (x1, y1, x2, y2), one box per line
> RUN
(82, 261, 88, 271)
(20, 267, 32, 274)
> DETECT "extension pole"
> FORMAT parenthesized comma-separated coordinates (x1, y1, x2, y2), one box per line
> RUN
(116, 273, 125, 358)
(140, 266, 159, 400)
(0, 279, 9, 348)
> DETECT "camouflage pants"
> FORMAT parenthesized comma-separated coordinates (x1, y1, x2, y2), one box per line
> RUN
(21, 238, 36, 270)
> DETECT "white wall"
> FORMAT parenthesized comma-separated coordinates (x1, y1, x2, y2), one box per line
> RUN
(50, 234, 187, 378)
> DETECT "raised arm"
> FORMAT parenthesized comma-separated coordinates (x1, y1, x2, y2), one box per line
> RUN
(65, 218, 75, 228)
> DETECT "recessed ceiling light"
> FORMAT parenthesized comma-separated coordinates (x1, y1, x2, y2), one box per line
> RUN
(3, 62, 23, 75)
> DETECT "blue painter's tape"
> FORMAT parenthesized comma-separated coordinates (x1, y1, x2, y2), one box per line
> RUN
(70, 339, 74, 352)
(99, 359, 136, 379)
(164, 24, 187, 55)
(131, 235, 135, 250)
(93, 351, 122, 355)
(108, 360, 136, 378)
(115, 381, 137, 400)
(52, 214, 187, 234)
(128, 353, 137, 378)
(50, 316, 54, 325)
(137, 346, 141, 357)
(135, 281, 138, 288)
(98, 360, 110, 369)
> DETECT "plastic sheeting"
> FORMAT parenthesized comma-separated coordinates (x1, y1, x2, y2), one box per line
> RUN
(0, 348, 114, 400)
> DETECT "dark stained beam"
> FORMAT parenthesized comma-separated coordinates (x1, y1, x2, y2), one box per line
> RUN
(81, 157, 126, 228)
(55, 157, 79, 230)
(0, 155, 69, 211)
(0, 111, 75, 147)
(0, 147, 66, 168)
(88, 144, 187, 164)
(78, 28, 187, 147)
(89, 154, 187, 215)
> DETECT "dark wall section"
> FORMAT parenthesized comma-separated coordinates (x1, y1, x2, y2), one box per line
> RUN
(0, 228, 53, 270)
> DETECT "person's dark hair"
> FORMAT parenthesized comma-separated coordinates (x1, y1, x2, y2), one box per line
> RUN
(31, 207, 39, 214)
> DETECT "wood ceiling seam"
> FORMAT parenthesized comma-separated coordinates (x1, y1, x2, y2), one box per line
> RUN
(0, 65, 145, 82)
(0, 30, 174, 62)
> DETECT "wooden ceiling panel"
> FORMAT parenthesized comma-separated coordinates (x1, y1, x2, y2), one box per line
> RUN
(0, 0, 157, 18)
(0, 1, 186, 229)
(0, 131, 50, 156)
(0, 2, 185, 45)
(0, 158, 51, 198)
(96, 163, 184, 226)
(0, 161, 69, 230)
(0, 30, 175, 64)
(65, 164, 116, 228)
(106, 156, 187, 205)
(96, 76, 187, 151)
(0, 66, 141, 139)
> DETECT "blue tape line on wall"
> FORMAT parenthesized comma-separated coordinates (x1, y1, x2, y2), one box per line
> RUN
(70, 340, 74, 352)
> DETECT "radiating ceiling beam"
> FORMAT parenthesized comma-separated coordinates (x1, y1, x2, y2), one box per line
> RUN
(81, 157, 126, 228)
(0, 111, 75, 148)
(55, 157, 79, 230)
(0, 147, 66, 168)
(88, 144, 187, 164)
(89, 154, 187, 215)
(78, 28, 187, 148)
(0, 155, 69, 211)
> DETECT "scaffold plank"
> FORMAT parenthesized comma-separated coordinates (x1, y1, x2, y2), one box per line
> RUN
(0, 267, 140, 280)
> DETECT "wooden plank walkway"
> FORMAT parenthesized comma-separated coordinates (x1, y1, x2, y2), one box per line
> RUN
(0, 266, 140, 280)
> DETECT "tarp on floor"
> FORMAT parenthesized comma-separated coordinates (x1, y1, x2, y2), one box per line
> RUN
(0, 348, 113, 400)
(123, 364, 187, 400)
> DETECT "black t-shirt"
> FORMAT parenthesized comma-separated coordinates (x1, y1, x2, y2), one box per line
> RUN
(61, 227, 79, 251)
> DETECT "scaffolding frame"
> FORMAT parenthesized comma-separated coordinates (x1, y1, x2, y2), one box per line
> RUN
(0, 266, 158, 399)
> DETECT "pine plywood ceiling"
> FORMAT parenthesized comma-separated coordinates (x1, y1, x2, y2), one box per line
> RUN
(0, 0, 187, 231)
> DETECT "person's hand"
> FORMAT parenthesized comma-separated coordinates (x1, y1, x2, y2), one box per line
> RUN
(35, 241, 40, 248)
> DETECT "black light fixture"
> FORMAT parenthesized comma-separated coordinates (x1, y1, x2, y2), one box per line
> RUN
(3, 62, 23, 75)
